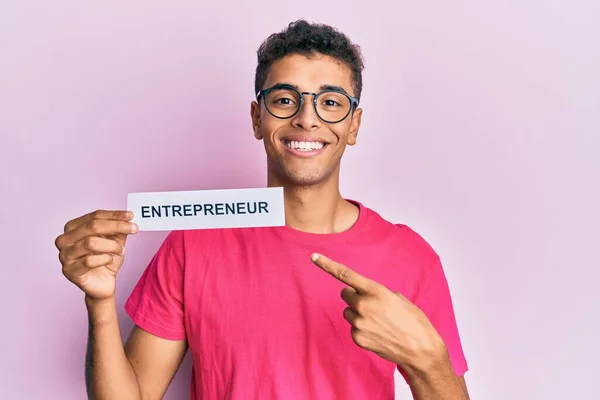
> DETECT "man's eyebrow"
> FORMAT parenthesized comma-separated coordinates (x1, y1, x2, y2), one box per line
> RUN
(319, 84, 350, 95)
(272, 82, 299, 89)
(272, 82, 351, 96)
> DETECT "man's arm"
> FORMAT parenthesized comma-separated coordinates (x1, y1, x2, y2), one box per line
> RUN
(409, 376, 469, 399)
(404, 350, 470, 399)
(459, 377, 470, 398)
(55, 210, 187, 399)
(309, 254, 469, 399)
(85, 297, 187, 400)
(124, 325, 188, 399)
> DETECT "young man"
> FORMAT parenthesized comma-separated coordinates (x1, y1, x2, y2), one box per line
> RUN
(55, 20, 469, 399)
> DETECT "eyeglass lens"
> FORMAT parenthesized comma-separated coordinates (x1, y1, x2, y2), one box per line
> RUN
(264, 87, 351, 122)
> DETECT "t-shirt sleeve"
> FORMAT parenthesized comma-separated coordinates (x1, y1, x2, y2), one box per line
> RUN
(124, 230, 186, 341)
(413, 256, 468, 376)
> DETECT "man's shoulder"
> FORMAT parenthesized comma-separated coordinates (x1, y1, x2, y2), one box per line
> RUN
(362, 203, 439, 259)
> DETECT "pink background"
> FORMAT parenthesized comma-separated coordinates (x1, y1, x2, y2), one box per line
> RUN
(1, 1, 598, 399)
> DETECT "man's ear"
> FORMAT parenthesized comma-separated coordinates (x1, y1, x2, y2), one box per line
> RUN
(251, 101, 263, 140)
(347, 107, 363, 146)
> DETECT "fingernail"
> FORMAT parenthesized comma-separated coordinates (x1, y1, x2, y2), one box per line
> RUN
(130, 223, 138, 232)
(311, 253, 321, 262)
(125, 211, 134, 219)
(112, 255, 116, 263)
(121, 246, 126, 255)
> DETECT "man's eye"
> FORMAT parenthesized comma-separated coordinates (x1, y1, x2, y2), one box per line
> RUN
(276, 98, 295, 105)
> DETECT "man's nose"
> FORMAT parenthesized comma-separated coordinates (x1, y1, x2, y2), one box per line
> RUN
(292, 94, 320, 130)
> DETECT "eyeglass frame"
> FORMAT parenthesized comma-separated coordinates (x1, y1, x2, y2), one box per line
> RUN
(256, 83, 359, 124)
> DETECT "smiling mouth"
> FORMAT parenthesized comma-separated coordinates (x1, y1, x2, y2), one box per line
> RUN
(281, 139, 328, 152)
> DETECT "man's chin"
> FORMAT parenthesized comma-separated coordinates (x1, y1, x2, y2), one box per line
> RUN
(267, 158, 335, 187)
(279, 169, 330, 187)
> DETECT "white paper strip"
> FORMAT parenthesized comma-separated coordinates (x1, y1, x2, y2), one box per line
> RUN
(127, 187, 285, 231)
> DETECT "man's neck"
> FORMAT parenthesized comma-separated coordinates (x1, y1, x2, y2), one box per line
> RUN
(268, 179, 359, 235)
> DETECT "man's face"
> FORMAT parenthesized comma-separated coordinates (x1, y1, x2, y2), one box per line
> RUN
(251, 53, 363, 186)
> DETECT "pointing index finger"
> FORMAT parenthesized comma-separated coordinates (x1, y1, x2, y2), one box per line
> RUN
(311, 253, 375, 293)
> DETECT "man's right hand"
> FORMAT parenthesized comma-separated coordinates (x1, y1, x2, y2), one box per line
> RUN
(55, 210, 139, 301)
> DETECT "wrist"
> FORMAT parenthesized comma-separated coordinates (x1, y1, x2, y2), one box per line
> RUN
(85, 295, 117, 325)
(399, 333, 452, 379)
(405, 347, 455, 383)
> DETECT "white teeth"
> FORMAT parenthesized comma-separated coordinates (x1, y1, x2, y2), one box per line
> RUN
(283, 140, 325, 151)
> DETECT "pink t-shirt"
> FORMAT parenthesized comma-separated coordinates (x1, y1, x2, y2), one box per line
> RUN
(125, 200, 468, 399)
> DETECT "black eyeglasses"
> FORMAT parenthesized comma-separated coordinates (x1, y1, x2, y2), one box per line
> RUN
(256, 84, 359, 124)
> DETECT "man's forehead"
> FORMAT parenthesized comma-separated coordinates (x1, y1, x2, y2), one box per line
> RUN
(264, 54, 354, 94)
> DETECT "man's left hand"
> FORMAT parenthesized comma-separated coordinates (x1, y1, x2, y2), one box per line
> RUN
(310, 253, 448, 373)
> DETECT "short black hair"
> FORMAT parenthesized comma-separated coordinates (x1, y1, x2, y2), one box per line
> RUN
(255, 20, 365, 103)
